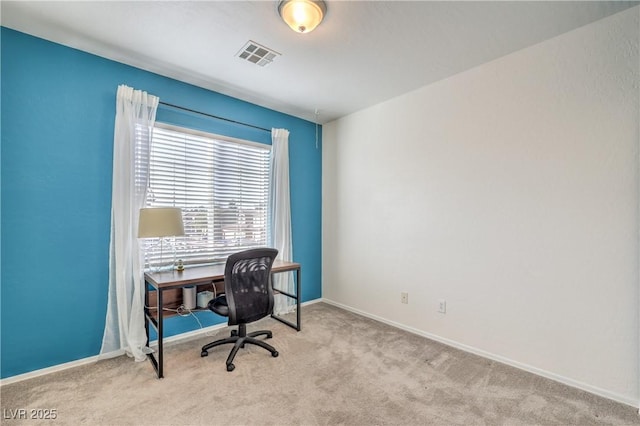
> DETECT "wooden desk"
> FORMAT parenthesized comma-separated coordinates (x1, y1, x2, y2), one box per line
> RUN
(144, 260, 301, 378)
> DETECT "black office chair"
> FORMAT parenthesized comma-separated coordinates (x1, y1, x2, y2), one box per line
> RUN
(201, 248, 279, 372)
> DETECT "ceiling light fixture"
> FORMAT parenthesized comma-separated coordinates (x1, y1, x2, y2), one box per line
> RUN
(278, 0, 327, 34)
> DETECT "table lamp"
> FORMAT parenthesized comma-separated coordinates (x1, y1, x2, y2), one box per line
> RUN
(138, 207, 185, 272)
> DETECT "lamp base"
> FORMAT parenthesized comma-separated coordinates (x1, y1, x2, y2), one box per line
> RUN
(147, 262, 176, 273)
(144, 237, 177, 273)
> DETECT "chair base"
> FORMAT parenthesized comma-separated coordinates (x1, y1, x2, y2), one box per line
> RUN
(201, 323, 278, 372)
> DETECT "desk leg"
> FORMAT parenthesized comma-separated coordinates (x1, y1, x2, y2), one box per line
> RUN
(271, 267, 301, 331)
(296, 268, 301, 331)
(144, 280, 150, 348)
(146, 287, 164, 379)
(157, 289, 164, 378)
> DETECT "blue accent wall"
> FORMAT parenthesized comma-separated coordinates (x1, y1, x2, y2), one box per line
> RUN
(0, 28, 322, 379)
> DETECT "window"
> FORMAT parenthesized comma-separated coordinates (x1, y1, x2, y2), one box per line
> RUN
(143, 123, 271, 266)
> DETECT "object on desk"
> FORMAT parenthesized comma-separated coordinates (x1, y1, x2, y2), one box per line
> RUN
(200, 248, 279, 372)
(138, 207, 185, 272)
(196, 290, 214, 308)
(176, 259, 184, 271)
(182, 286, 196, 310)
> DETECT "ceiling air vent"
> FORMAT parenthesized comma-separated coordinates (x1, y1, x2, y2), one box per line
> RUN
(236, 40, 280, 67)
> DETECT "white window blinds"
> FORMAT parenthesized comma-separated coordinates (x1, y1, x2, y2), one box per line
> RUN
(144, 123, 271, 266)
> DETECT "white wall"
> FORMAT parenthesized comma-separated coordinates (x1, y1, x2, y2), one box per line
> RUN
(323, 7, 639, 405)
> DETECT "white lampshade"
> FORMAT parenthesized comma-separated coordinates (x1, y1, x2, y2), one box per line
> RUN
(278, 0, 327, 34)
(138, 207, 185, 238)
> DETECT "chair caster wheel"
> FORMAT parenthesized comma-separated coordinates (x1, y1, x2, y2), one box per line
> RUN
(201, 351, 208, 357)
(272, 351, 279, 357)
(227, 363, 235, 372)
(231, 330, 238, 337)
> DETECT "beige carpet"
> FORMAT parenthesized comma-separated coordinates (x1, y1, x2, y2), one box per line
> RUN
(1, 302, 638, 425)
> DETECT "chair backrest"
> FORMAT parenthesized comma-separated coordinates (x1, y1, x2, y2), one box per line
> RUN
(224, 248, 279, 326)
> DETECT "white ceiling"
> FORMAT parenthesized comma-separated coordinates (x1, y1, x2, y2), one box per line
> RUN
(2, 1, 636, 124)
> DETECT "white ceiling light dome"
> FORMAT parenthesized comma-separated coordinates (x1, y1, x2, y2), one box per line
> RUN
(278, 0, 327, 34)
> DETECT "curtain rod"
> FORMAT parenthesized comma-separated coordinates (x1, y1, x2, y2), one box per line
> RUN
(158, 101, 271, 133)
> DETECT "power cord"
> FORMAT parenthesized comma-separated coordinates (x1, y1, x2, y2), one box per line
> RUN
(145, 281, 222, 336)
(176, 304, 205, 329)
(145, 305, 204, 328)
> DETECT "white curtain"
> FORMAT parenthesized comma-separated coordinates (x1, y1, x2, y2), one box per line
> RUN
(270, 128, 295, 315)
(100, 85, 159, 361)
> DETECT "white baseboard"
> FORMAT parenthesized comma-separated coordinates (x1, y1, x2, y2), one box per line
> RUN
(0, 322, 228, 387)
(0, 299, 328, 387)
(320, 298, 639, 410)
(1, 352, 114, 387)
(12, 295, 629, 410)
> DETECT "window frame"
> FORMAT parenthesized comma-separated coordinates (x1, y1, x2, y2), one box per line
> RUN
(142, 122, 272, 268)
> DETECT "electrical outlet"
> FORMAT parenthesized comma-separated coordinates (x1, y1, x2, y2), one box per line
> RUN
(438, 299, 446, 313)
(401, 292, 409, 304)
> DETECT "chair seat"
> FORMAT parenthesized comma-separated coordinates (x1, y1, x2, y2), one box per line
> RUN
(209, 295, 229, 317)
